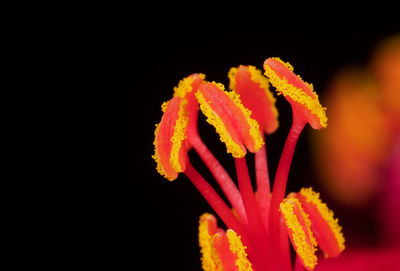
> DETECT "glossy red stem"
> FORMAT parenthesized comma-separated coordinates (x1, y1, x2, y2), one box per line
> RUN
(255, 133, 271, 233)
(269, 119, 306, 257)
(184, 159, 245, 238)
(235, 157, 270, 271)
(189, 135, 248, 223)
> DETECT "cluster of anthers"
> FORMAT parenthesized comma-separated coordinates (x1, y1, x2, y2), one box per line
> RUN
(152, 57, 345, 271)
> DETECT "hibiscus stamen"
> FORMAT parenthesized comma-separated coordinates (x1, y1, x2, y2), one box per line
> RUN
(280, 197, 318, 270)
(263, 57, 328, 255)
(235, 156, 270, 270)
(152, 57, 344, 271)
(228, 65, 279, 234)
(174, 74, 248, 223)
(295, 188, 345, 257)
(152, 96, 189, 181)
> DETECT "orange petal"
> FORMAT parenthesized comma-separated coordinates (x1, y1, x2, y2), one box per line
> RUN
(280, 197, 318, 270)
(263, 57, 327, 129)
(152, 96, 188, 180)
(196, 81, 264, 158)
(295, 188, 345, 258)
(228, 65, 279, 134)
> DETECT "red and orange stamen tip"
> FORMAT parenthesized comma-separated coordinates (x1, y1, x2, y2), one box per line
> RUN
(199, 213, 222, 271)
(173, 73, 206, 98)
(199, 214, 253, 271)
(228, 65, 279, 134)
(280, 197, 318, 270)
(263, 57, 327, 129)
(213, 232, 237, 271)
(196, 81, 264, 158)
(173, 73, 206, 139)
(225, 229, 253, 271)
(294, 188, 345, 258)
(213, 229, 254, 271)
(152, 96, 188, 181)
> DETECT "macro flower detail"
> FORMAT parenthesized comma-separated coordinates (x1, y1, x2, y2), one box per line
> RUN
(152, 57, 344, 271)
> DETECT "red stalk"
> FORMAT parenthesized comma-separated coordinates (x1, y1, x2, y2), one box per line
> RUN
(255, 133, 271, 233)
(184, 159, 245, 238)
(189, 135, 248, 224)
(269, 118, 306, 257)
(235, 157, 270, 271)
(279, 213, 292, 271)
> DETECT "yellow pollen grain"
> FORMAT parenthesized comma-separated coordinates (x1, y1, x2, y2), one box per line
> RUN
(199, 214, 221, 271)
(228, 67, 238, 91)
(161, 101, 169, 113)
(264, 58, 327, 128)
(196, 89, 246, 158)
(280, 198, 318, 270)
(226, 230, 253, 271)
(152, 123, 169, 179)
(299, 188, 345, 252)
(170, 98, 189, 173)
(173, 77, 194, 98)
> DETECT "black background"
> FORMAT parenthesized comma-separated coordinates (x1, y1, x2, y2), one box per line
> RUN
(83, 12, 399, 270)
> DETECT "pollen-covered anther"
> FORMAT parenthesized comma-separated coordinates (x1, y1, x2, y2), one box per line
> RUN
(173, 73, 206, 98)
(294, 188, 345, 258)
(199, 213, 222, 271)
(173, 73, 206, 141)
(263, 57, 327, 129)
(280, 197, 318, 270)
(152, 96, 189, 181)
(196, 81, 264, 158)
(225, 229, 253, 271)
(228, 65, 279, 134)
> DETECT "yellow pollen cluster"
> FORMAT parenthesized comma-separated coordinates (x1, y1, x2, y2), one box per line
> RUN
(227, 67, 238, 90)
(152, 123, 168, 179)
(264, 58, 327, 128)
(170, 98, 189, 173)
(226, 230, 253, 271)
(173, 77, 194, 98)
(270, 57, 294, 71)
(299, 188, 345, 252)
(199, 214, 222, 271)
(280, 198, 318, 270)
(247, 65, 279, 119)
